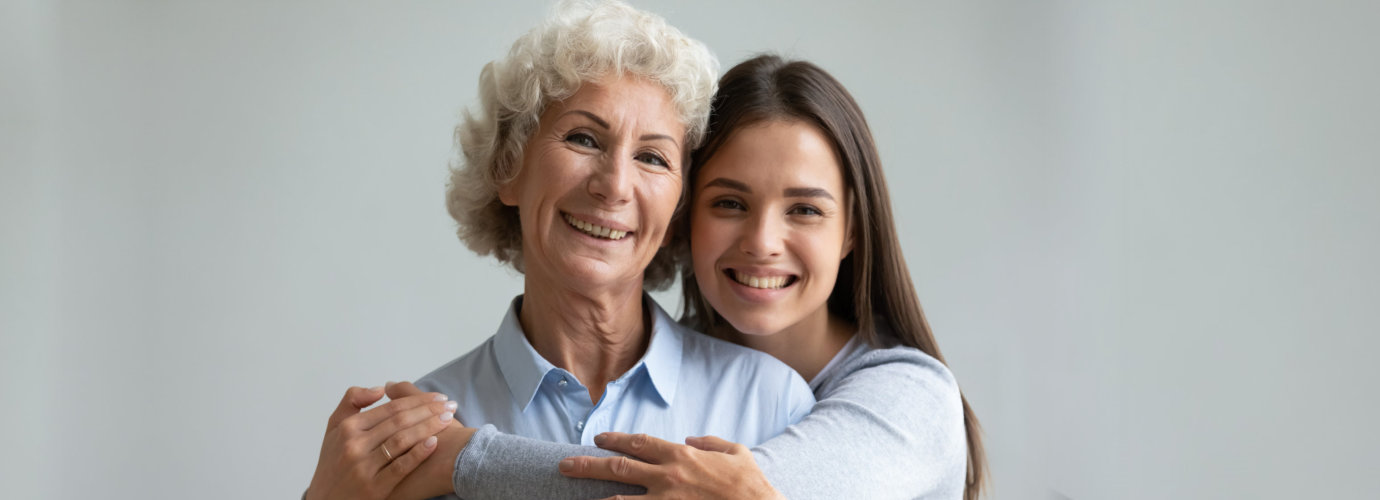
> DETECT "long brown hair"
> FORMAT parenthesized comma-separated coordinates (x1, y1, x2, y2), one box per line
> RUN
(677, 54, 987, 499)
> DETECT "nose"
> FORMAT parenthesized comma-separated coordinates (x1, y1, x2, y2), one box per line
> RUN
(740, 212, 784, 258)
(587, 153, 633, 207)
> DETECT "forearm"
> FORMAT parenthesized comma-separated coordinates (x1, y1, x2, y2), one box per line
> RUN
(455, 425, 644, 500)
(387, 424, 475, 500)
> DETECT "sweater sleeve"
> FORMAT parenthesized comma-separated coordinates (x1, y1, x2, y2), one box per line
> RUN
(751, 347, 968, 500)
(449, 425, 645, 499)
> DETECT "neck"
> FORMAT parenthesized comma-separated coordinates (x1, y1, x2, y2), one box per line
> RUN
(518, 272, 649, 404)
(733, 308, 855, 384)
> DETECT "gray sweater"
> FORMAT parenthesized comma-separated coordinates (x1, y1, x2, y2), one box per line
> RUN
(447, 334, 968, 499)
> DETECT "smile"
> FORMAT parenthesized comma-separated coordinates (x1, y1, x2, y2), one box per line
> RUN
(563, 212, 630, 240)
(725, 269, 797, 290)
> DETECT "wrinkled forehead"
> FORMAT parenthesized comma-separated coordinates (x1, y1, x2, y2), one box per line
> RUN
(540, 73, 687, 139)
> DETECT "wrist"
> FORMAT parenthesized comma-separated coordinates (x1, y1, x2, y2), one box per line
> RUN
(430, 424, 475, 494)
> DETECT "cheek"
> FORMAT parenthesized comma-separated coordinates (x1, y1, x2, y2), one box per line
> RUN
(641, 175, 683, 219)
(801, 228, 848, 281)
(690, 215, 727, 270)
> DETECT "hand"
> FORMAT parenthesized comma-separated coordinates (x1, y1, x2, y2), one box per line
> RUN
(305, 386, 457, 500)
(558, 432, 785, 500)
(382, 381, 477, 500)
(385, 381, 461, 426)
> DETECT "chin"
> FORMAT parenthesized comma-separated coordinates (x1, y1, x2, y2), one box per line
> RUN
(722, 315, 781, 337)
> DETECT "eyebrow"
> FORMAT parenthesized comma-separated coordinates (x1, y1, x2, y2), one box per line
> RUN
(703, 178, 837, 201)
(640, 133, 679, 147)
(562, 110, 609, 129)
(703, 177, 752, 193)
(783, 187, 835, 201)
(560, 110, 680, 147)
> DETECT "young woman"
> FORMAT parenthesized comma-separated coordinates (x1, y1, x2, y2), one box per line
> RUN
(413, 54, 987, 500)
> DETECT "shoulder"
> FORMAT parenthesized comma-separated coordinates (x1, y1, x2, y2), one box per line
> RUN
(678, 322, 798, 380)
(674, 322, 814, 415)
(810, 341, 965, 452)
(823, 343, 961, 408)
(839, 344, 958, 390)
(414, 336, 499, 396)
(752, 341, 968, 498)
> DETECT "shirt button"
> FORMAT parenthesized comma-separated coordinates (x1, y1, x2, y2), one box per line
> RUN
(576, 420, 585, 431)
(558, 378, 567, 388)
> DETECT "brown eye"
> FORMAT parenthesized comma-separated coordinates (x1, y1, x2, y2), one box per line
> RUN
(712, 199, 746, 210)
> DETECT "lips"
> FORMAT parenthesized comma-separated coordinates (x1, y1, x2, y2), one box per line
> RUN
(725, 269, 797, 290)
(563, 212, 631, 240)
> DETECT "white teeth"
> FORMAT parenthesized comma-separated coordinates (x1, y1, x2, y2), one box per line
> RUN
(733, 271, 790, 289)
(564, 213, 629, 240)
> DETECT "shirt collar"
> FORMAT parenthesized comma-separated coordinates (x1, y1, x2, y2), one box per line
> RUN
(492, 296, 556, 412)
(492, 294, 685, 411)
(640, 296, 684, 406)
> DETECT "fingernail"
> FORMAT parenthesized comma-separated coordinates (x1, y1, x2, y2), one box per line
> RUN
(385, 381, 396, 389)
(594, 433, 606, 446)
(440, 411, 453, 423)
(433, 394, 449, 402)
(368, 386, 383, 392)
(443, 401, 458, 412)
(425, 436, 437, 449)
(559, 458, 574, 471)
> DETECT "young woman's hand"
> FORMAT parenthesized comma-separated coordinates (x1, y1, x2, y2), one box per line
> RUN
(304, 386, 457, 500)
(558, 432, 785, 500)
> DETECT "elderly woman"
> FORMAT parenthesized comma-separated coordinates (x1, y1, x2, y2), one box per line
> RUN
(304, 1, 813, 499)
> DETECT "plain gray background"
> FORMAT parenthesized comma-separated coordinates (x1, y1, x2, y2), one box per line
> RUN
(3, 0, 1377, 498)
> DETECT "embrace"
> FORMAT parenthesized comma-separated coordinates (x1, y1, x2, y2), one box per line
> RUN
(306, 1, 985, 499)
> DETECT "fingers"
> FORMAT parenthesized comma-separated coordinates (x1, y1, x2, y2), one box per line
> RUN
(558, 455, 659, 485)
(329, 386, 384, 429)
(386, 382, 470, 427)
(684, 435, 746, 455)
(593, 432, 678, 463)
(364, 398, 456, 451)
(374, 401, 456, 469)
(385, 380, 424, 400)
(351, 392, 449, 431)
(374, 435, 439, 492)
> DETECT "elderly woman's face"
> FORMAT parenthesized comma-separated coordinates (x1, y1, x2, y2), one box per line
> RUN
(499, 74, 685, 291)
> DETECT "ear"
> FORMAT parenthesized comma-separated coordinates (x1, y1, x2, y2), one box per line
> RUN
(497, 162, 522, 207)
(841, 204, 855, 258)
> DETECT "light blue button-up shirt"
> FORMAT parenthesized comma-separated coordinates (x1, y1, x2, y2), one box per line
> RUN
(416, 295, 814, 448)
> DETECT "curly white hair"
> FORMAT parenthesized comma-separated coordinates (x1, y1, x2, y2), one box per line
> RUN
(446, 0, 717, 289)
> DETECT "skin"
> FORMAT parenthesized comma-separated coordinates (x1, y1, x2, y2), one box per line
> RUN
(558, 119, 859, 498)
(326, 73, 689, 499)
(497, 73, 686, 404)
(689, 119, 855, 381)
(304, 387, 456, 500)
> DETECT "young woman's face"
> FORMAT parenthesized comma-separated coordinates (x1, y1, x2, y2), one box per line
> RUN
(500, 74, 685, 292)
(690, 119, 852, 336)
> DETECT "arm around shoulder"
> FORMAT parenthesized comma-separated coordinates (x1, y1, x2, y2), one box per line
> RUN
(752, 347, 967, 500)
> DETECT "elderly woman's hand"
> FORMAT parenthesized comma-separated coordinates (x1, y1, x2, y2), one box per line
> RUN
(305, 386, 457, 500)
(558, 432, 786, 500)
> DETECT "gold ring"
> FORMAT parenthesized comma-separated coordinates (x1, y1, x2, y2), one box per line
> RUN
(381, 443, 394, 462)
